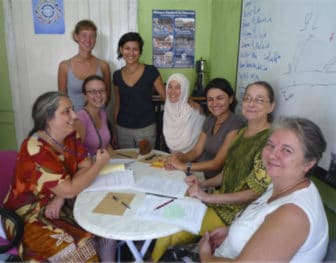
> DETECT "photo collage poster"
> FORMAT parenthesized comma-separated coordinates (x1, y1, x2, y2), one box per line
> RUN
(152, 10, 195, 68)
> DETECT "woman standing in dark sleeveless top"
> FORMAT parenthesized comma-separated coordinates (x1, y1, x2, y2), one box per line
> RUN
(113, 32, 165, 149)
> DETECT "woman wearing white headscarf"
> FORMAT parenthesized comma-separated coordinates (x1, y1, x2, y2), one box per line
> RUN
(163, 73, 205, 153)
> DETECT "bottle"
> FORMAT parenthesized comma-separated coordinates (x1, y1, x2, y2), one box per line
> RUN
(193, 57, 208, 97)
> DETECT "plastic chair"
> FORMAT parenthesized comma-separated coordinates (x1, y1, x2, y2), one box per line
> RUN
(0, 150, 23, 261)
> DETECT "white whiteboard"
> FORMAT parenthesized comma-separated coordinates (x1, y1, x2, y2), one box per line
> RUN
(236, 0, 336, 169)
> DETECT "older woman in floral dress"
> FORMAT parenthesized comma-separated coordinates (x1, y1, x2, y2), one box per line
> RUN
(2, 91, 115, 262)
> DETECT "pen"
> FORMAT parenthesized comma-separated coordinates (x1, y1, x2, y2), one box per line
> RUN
(112, 195, 131, 209)
(154, 198, 175, 210)
(145, 192, 177, 199)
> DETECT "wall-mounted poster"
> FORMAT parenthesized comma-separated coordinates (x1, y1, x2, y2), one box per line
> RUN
(32, 0, 65, 34)
(152, 10, 195, 68)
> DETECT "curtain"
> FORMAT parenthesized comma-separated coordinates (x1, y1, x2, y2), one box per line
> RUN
(2, 0, 138, 146)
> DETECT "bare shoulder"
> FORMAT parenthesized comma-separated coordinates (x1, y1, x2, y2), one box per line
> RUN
(266, 203, 309, 229)
(58, 59, 69, 71)
(237, 203, 310, 261)
(98, 59, 111, 71)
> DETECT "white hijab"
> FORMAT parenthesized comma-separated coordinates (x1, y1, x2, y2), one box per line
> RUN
(163, 73, 205, 153)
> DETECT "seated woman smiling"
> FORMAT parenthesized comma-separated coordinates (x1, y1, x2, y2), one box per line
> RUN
(2, 91, 115, 262)
(199, 117, 328, 262)
(151, 81, 275, 261)
(163, 73, 205, 153)
(75, 75, 113, 156)
(164, 78, 245, 179)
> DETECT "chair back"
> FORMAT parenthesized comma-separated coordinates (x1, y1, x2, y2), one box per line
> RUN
(0, 150, 22, 258)
(0, 150, 17, 203)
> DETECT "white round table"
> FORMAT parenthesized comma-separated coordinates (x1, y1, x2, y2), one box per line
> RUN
(74, 149, 186, 262)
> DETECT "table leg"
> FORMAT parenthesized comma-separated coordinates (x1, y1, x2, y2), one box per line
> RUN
(140, 239, 152, 258)
(124, 239, 153, 262)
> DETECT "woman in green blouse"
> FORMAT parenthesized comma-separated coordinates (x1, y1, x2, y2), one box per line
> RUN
(151, 81, 276, 261)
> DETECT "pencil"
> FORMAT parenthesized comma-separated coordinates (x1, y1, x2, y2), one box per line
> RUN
(145, 192, 177, 199)
(112, 195, 131, 209)
(154, 198, 175, 210)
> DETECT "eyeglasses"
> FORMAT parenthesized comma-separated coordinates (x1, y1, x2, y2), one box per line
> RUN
(86, 89, 106, 95)
(242, 96, 269, 105)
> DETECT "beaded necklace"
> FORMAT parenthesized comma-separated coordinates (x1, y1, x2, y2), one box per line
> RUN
(44, 130, 88, 158)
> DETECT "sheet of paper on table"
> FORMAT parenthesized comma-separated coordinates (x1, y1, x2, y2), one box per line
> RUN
(83, 169, 135, 192)
(135, 195, 207, 234)
(83, 161, 187, 198)
(133, 175, 188, 199)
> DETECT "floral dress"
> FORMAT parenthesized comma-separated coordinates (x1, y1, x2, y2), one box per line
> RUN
(208, 127, 272, 225)
(2, 132, 98, 262)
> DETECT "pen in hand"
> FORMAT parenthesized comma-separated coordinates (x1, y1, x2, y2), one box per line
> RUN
(154, 198, 175, 210)
(112, 195, 131, 209)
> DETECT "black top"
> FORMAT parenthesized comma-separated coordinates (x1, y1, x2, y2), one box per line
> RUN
(113, 64, 160, 128)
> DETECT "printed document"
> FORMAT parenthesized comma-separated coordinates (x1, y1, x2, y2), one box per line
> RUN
(135, 195, 207, 234)
(134, 175, 188, 198)
(83, 170, 135, 192)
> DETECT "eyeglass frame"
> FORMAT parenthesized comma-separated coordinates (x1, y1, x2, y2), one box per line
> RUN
(242, 95, 270, 105)
(85, 89, 106, 95)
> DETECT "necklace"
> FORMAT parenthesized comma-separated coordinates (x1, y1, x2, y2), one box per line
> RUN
(44, 130, 65, 151)
(124, 64, 140, 75)
(44, 130, 88, 158)
(268, 178, 309, 203)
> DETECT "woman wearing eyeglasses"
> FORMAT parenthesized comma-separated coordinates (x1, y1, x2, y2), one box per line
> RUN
(75, 75, 113, 157)
(151, 81, 276, 262)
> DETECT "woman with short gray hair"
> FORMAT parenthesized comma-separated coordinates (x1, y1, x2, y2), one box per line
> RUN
(199, 116, 328, 262)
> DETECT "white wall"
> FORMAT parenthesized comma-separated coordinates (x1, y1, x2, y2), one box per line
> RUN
(3, 0, 137, 146)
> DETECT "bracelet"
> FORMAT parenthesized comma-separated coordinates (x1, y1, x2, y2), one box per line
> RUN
(186, 161, 192, 176)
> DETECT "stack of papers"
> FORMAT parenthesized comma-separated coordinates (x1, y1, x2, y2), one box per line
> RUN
(84, 161, 188, 198)
(87, 160, 207, 233)
(135, 195, 207, 234)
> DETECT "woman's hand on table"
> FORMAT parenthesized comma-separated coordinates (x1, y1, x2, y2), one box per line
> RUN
(164, 155, 175, 170)
(169, 154, 186, 170)
(45, 196, 65, 219)
(185, 174, 199, 185)
(188, 182, 208, 201)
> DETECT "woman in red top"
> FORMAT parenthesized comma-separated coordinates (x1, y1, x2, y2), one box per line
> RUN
(2, 91, 115, 262)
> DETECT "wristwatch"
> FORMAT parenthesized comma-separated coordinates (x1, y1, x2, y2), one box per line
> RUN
(186, 161, 192, 176)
